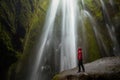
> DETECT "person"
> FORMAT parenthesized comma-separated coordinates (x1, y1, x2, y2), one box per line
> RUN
(77, 48, 85, 72)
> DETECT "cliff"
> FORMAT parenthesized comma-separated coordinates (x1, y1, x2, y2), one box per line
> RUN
(0, 0, 48, 80)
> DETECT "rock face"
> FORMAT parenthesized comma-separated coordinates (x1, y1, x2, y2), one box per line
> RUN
(52, 57, 120, 80)
(0, 0, 120, 80)
(0, 0, 48, 80)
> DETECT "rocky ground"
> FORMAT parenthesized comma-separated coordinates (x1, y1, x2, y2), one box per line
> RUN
(52, 57, 120, 80)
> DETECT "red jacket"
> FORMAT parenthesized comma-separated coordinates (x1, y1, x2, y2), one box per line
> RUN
(78, 48, 82, 60)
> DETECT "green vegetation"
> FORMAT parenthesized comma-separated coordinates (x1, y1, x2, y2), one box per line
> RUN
(0, 0, 49, 79)
(83, 0, 120, 59)
(52, 75, 59, 80)
(0, 0, 120, 80)
(84, 19, 101, 62)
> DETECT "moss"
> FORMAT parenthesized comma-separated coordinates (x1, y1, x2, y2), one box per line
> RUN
(84, 18, 101, 62)
(0, 0, 16, 29)
(0, 0, 120, 79)
(23, 7, 46, 54)
(0, 30, 14, 52)
(52, 75, 59, 80)
(40, 0, 50, 11)
(0, 0, 43, 79)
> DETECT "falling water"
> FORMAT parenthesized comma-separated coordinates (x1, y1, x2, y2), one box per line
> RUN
(83, 10, 110, 56)
(28, 0, 78, 80)
(19, 0, 120, 80)
(100, 0, 120, 56)
(29, 0, 60, 80)
(109, 0, 114, 6)
(60, 0, 78, 71)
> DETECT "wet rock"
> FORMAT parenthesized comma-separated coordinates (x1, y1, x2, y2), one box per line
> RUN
(52, 57, 120, 80)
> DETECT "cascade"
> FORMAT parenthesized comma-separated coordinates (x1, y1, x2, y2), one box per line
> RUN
(22, 0, 120, 80)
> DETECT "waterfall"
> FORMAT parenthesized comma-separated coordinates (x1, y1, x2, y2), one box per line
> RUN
(21, 0, 120, 80)
(60, 0, 78, 71)
(28, 0, 79, 79)
(100, 0, 120, 56)
(29, 0, 60, 80)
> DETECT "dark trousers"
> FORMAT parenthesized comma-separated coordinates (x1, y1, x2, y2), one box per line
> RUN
(78, 60, 85, 72)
